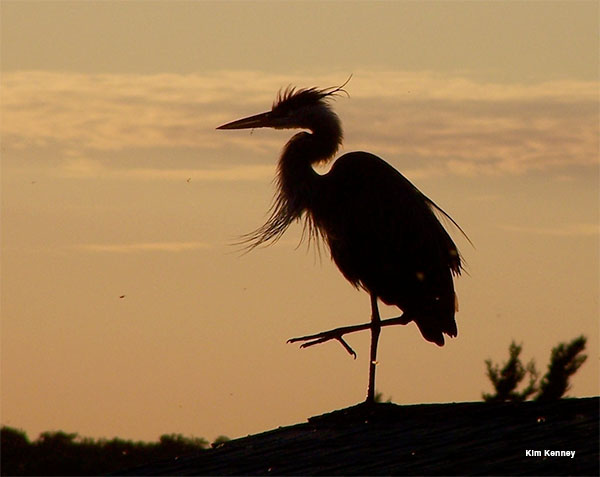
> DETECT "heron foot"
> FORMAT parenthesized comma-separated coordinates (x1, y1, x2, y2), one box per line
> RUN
(288, 330, 359, 358)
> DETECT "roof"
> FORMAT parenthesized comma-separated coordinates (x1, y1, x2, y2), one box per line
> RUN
(119, 397, 598, 476)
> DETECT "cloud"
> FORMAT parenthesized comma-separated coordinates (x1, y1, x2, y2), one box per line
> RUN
(2, 70, 597, 179)
(59, 157, 274, 181)
(76, 238, 308, 255)
(499, 223, 599, 237)
(77, 241, 211, 253)
(123, 165, 275, 182)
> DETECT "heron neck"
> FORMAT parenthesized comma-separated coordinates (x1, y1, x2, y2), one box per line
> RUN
(277, 123, 342, 214)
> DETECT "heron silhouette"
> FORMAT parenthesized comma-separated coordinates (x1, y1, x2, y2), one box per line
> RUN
(217, 79, 468, 403)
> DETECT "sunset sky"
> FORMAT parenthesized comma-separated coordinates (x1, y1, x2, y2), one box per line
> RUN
(1, 1, 598, 443)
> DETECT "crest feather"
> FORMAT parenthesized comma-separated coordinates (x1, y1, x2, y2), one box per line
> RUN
(272, 75, 352, 113)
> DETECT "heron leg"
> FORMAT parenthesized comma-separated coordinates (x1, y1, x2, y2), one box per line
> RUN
(287, 306, 412, 358)
(366, 293, 381, 403)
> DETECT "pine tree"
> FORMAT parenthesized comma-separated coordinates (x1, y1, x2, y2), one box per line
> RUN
(483, 336, 587, 402)
(536, 335, 587, 401)
(482, 341, 538, 402)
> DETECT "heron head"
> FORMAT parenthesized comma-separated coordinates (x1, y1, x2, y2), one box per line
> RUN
(217, 77, 350, 132)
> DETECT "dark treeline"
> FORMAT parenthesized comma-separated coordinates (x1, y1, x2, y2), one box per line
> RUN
(1, 427, 224, 476)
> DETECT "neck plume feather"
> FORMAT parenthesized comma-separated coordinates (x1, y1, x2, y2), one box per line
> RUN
(239, 108, 343, 251)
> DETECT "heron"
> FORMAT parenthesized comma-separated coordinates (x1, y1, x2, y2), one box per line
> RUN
(217, 79, 468, 403)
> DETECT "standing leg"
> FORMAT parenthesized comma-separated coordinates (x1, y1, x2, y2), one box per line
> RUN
(366, 293, 382, 403)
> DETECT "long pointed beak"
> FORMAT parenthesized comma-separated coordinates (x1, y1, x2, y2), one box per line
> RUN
(216, 111, 273, 130)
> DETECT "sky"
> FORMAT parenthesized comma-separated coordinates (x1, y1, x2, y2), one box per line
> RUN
(1, 1, 598, 443)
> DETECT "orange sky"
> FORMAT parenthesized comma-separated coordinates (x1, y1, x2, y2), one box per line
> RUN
(1, 1, 598, 443)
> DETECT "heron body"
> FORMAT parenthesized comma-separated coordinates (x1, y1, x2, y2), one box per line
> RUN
(312, 152, 460, 346)
(218, 83, 465, 402)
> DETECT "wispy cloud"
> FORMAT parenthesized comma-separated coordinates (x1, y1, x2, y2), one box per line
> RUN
(2, 70, 597, 179)
(59, 157, 274, 181)
(499, 223, 599, 237)
(77, 241, 211, 253)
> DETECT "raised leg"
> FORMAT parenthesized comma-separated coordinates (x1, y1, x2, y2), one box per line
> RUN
(287, 301, 412, 358)
(366, 293, 381, 403)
